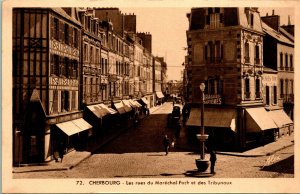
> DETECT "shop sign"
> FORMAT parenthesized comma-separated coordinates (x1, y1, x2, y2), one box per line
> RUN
(204, 94, 222, 105)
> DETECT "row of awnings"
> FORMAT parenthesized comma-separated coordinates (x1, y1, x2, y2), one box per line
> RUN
(186, 107, 293, 133)
(88, 100, 143, 116)
(87, 103, 117, 118)
(56, 100, 143, 137)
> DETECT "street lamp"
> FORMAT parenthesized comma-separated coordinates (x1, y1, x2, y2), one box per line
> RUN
(195, 82, 209, 172)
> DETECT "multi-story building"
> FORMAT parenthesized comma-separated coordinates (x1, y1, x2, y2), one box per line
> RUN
(185, 7, 293, 150)
(261, 12, 294, 120)
(12, 7, 168, 164)
(12, 8, 92, 163)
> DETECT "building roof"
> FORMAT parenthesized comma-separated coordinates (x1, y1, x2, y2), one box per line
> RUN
(262, 21, 294, 46)
(51, 8, 82, 26)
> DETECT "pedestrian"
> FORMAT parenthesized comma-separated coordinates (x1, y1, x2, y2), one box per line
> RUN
(163, 135, 170, 155)
(210, 150, 217, 174)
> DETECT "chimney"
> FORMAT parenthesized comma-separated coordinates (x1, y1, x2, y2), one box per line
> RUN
(261, 11, 280, 31)
(288, 15, 291, 25)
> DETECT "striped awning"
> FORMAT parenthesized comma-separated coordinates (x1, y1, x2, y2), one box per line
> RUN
(56, 118, 92, 136)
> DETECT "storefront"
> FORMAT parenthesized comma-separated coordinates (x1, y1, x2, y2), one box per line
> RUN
(54, 118, 92, 153)
(245, 107, 278, 143)
(186, 107, 236, 150)
(85, 103, 112, 135)
(267, 108, 293, 138)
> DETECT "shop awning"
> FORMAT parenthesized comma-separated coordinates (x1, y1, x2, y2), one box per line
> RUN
(267, 109, 293, 128)
(56, 118, 92, 136)
(246, 107, 277, 133)
(99, 104, 118, 114)
(122, 100, 133, 112)
(141, 97, 149, 105)
(87, 104, 110, 118)
(156, 91, 164, 98)
(186, 108, 236, 131)
(129, 99, 142, 108)
(114, 102, 126, 114)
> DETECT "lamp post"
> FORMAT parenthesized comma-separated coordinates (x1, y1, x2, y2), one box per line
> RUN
(195, 82, 209, 172)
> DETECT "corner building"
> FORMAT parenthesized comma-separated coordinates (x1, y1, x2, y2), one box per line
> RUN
(185, 8, 288, 150)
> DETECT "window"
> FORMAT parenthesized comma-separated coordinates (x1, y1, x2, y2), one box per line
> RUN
(51, 55, 59, 75)
(266, 86, 270, 105)
(206, 8, 223, 28)
(244, 42, 250, 63)
(280, 52, 283, 69)
(245, 78, 250, 99)
(250, 13, 254, 26)
(290, 55, 293, 70)
(71, 60, 78, 78)
(90, 46, 94, 63)
(291, 80, 294, 94)
(280, 79, 284, 97)
(285, 53, 288, 69)
(255, 78, 260, 98)
(64, 24, 69, 44)
(273, 86, 277, 104)
(61, 90, 69, 112)
(84, 44, 88, 62)
(255, 45, 260, 64)
(73, 28, 78, 48)
(53, 18, 59, 40)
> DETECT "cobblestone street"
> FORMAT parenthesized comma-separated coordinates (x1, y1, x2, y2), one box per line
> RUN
(14, 102, 294, 179)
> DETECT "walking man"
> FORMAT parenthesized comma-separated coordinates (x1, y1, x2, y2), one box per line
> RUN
(163, 135, 170, 155)
(210, 150, 217, 174)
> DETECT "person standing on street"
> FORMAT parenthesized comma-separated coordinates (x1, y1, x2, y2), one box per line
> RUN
(210, 150, 217, 174)
(163, 135, 170, 155)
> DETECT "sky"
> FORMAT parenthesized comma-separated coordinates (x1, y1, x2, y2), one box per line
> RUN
(120, 7, 294, 81)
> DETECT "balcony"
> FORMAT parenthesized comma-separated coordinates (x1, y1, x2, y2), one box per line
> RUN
(279, 66, 284, 70)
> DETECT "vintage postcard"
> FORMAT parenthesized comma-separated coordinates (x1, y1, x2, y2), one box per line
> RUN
(2, 0, 300, 193)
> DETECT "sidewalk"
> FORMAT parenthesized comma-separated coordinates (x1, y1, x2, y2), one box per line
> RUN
(13, 104, 165, 174)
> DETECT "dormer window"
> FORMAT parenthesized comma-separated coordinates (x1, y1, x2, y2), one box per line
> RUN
(206, 8, 224, 29)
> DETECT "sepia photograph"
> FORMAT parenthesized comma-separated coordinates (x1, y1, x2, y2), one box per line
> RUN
(2, 0, 299, 193)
